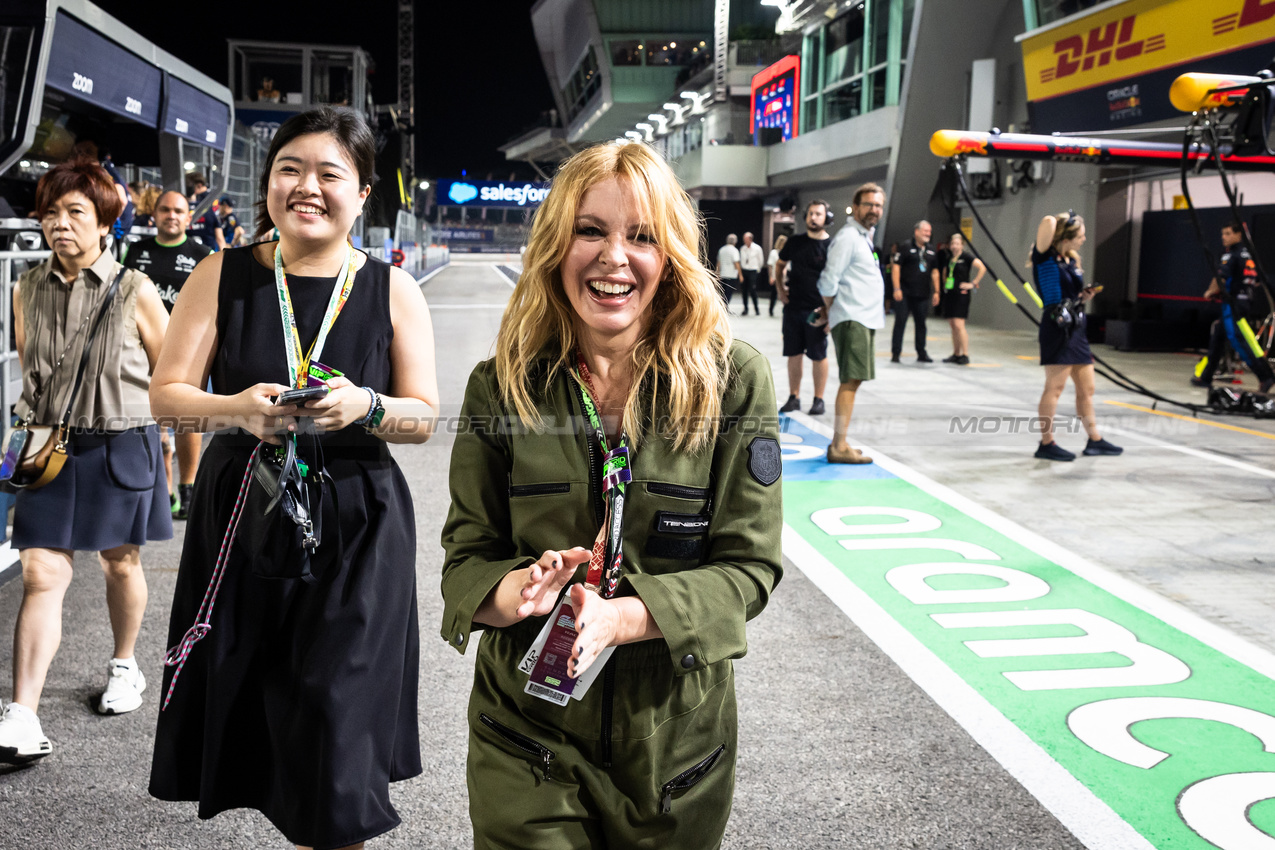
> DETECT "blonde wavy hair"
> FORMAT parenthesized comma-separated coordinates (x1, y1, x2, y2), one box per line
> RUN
(494, 142, 732, 453)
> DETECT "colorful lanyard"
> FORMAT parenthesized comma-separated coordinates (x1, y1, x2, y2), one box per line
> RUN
(946, 256, 959, 290)
(273, 244, 357, 388)
(575, 353, 631, 598)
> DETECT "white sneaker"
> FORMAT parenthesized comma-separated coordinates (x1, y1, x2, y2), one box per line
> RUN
(0, 702, 52, 763)
(98, 659, 146, 715)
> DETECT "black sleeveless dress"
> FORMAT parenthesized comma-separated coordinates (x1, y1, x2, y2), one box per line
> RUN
(149, 246, 422, 849)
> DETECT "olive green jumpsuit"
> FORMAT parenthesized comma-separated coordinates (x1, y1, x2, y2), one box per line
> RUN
(441, 341, 783, 849)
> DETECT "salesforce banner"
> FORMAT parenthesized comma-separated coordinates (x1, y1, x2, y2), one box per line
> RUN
(438, 179, 550, 209)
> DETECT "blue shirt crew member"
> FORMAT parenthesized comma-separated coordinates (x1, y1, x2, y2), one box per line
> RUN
(818, 182, 886, 465)
(1030, 211, 1121, 462)
(1195, 222, 1275, 392)
(890, 220, 939, 362)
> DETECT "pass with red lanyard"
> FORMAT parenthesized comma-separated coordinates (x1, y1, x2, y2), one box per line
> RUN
(520, 352, 631, 705)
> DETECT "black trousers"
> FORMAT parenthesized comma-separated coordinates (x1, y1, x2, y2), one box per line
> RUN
(1202, 299, 1274, 384)
(721, 278, 738, 308)
(892, 294, 930, 356)
(739, 269, 761, 314)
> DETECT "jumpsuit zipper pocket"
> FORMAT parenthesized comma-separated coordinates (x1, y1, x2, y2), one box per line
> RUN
(660, 744, 727, 814)
(508, 482, 571, 497)
(646, 482, 711, 501)
(479, 713, 555, 781)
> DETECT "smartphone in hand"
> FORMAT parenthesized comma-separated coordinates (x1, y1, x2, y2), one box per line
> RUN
(273, 385, 329, 406)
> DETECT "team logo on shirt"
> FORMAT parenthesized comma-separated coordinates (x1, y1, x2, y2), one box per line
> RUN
(176, 254, 199, 273)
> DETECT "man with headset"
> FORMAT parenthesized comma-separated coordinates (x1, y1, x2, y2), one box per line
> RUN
(775, 200, 834, 415)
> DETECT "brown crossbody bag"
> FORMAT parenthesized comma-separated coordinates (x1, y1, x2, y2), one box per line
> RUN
(0, 269, 124, 492)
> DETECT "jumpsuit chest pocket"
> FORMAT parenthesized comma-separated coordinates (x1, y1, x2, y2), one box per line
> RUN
(640, 482, 712, 563)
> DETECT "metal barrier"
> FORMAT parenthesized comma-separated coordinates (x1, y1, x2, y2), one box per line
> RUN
(0, 250, 51, 421)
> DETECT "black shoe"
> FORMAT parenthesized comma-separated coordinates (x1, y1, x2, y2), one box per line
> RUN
(1083, 438, 1123, 456)
(808, 398, 826, 416)
(779, 395, 801, 413)
(175, 483, 194, 520)
(942, 354, 960, 363)
(1190, 376, 1210, 387)
(1034, 441, 1076, 462)
(917, 353, 933, 363)
(956, 355, 969, 365)
(890, 354, 901, 363)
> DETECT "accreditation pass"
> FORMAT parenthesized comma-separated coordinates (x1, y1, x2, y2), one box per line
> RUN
(518, 593, 614, 706)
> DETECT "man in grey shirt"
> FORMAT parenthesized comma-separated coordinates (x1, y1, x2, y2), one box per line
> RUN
(817, 183, 887, 464)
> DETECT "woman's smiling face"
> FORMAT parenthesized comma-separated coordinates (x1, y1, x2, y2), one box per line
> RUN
(560, 176, 665, 348)
(266, 132, 369, 244)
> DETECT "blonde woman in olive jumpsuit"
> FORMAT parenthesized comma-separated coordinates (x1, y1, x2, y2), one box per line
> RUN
(441, 142, 783, 848)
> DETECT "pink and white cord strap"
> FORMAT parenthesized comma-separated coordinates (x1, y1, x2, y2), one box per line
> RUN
(161, 443, 262, 710)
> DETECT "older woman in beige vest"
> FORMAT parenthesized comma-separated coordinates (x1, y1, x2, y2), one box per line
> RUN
(0, 158, 171, 765)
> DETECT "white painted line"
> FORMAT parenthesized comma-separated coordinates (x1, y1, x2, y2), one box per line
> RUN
(0, 540, 20, 586)
(788, 409, 1275, 681)
(489, 264, 516, 288)
(1103, 425, 1275, 480)
(416, 263, 450, 284)
(783, 409, 1275, 849)
(963, 402, 1275, 481)
(781, 526, 1154, 850)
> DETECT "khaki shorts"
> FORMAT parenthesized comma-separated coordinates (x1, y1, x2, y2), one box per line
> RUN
(831, 320, 875, 383)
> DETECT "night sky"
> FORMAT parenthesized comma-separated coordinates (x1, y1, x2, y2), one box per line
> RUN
(93, 0, 555, 180)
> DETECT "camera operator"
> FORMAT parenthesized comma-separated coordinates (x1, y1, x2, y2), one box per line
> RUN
(1192, 221, 1274, 394)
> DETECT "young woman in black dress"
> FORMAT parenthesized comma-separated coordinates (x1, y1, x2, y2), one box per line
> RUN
(148, 108, 438, 850)
(1031, 212, 1120, 462)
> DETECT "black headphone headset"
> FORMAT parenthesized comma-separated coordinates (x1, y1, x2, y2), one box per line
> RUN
(807, 201, 833, 223)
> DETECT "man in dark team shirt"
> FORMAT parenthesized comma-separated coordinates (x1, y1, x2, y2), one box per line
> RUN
(890, 220, 940, 363)
(775, 200, 833, 415)
(215, 196, 244, 250)
(123, 190, 211, 518)
(1193, 221, 1274, 393)
(188, 174, 219, 248)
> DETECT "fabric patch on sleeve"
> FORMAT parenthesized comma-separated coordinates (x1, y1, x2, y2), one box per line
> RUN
(747, 436, 782, 486)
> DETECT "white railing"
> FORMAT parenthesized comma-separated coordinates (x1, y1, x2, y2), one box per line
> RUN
(0, 250, 52, 424)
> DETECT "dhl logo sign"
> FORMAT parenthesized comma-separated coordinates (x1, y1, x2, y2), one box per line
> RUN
(1040, 16, 1164, 84)
(1022, 0, 1275, 102)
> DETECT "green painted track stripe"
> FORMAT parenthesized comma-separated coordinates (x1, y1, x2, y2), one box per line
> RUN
(780, 411, 1275, 850)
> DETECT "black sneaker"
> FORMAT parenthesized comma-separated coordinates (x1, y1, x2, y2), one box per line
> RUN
(175, 483, 194, 520)
(956, 355, 969, 365)
(890, 354, 901, 363)
(917, 352, 933, 363)
(809, 398, 826, 416)
(1190, 376, 1210, 387)
(1034, 441, 1075, 462)
(779, 395, 801, 413)
(1083, 438, 1123, 456)
(942, 354, 960, 363)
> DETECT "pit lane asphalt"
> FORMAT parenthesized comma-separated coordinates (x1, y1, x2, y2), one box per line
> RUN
(4, 253, 1270, 848)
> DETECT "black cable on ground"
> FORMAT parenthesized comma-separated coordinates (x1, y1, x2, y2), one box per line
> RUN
(946, 157, 1222, 416)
